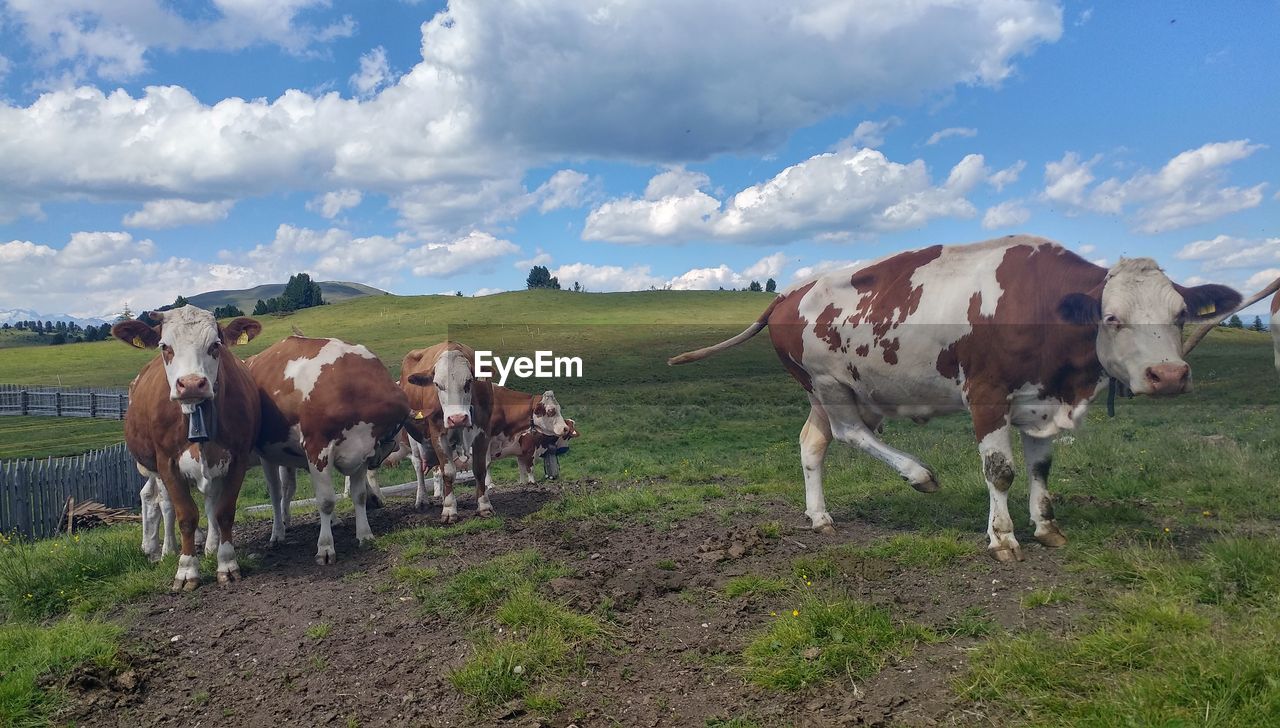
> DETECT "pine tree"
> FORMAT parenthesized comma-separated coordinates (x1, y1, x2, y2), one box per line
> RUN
(1227, 314, 1244, 329)
(765, 278, 777, 293)
(116, 304, 134, 323)
(1250, 315, 1265, 332)
(526, 265, 560, 290)
(748, 280, 763, 292)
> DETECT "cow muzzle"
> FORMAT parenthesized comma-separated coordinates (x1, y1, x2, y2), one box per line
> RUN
(173, 374, 212, 403)
(443, 405, 472, 429)
(1142, 362, 1191, 396)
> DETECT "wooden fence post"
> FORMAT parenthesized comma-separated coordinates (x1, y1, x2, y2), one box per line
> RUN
(20, 389, 28, 415)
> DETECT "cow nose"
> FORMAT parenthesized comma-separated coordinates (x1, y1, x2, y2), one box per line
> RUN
(1144, 363, 1190, 395)
(176, 375, 209, 398)
(446, 413, 470, 428)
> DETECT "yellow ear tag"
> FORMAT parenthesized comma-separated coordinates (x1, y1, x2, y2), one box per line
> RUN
(131, 336, 145, 349)
(236, 332, 249, 345)
(413, 410, 425, 420)
(1197, 304, 1215, 316)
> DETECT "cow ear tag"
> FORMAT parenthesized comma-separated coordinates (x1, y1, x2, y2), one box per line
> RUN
(236, 331, 249, 345)
(131, 336, 145, 349)
(414, 410, 425, 420)
(1197, 303, 1215, 316)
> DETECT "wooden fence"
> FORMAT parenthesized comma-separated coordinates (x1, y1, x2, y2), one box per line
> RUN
(0, 383, 130, 420)
(0, 443, 141, 540)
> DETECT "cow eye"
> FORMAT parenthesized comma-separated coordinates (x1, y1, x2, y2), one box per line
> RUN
(208, 341, 221, 356)
(159, 343, 170, 352)
(1103, 314, 1122, 328)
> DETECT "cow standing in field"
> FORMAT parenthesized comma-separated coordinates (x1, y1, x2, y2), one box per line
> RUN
(411, 387, 576, 493)
(400, 342, 493, 523)
(248, 335, 411, 563)
(114, 307, 262, 589)
(670, 235, 1241, 561)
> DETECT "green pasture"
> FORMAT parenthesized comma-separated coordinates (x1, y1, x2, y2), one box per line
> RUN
(1, 290, 1278, 724)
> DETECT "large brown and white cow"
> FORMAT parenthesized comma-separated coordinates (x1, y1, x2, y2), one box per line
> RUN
(247, 335, 411, 564)
(410, 386, 575, 493)
(114, 306, 262, 589)
(400, 342, 493, 522)
(670, 235, 1241, 561)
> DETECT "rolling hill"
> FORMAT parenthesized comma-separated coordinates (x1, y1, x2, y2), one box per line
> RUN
(184, 280, 387, 314)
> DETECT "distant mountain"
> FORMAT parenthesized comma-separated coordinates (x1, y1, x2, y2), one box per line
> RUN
(181, 281, 388, 315)
(0, 308, 111, 327)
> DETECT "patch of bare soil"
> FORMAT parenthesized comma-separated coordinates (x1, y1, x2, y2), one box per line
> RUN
(62, 483, 1096, 727)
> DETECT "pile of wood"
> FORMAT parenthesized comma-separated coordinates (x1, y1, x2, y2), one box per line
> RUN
(58, 497, 141, 533)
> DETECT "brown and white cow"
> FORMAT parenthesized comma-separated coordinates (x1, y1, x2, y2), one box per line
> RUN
(670, 235, 1241, 561)
(400, 342, 493, 522)
(114, 306, 262, 589)
(247, 335, 411, 563)
(410, 387, 575, 493)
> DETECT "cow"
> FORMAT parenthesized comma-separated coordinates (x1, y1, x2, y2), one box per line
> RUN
(400, 342, 493, 523)
(410, 388, 575, 494)
(669, 235, 1241, 562)
(113, 306, 262, 590)
(247, 335, 411, 564)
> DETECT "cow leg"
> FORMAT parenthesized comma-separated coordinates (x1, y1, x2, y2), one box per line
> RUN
(518, 455, 535, 486)
(201, 477, 221, 556)
(979, 421, 1021, 562)
(474, 433, 494, 517)
(411, 442, 430, 511)
(280, 466, 298, 527)
(261, 457, 287, 546)
(346, 466, 375, 545)
(160, 459, 201, 591)
(1022, 432, 1067, 548)
(309, 464, 340, 564)
(213, 462, 247, 585)
(365, 469, 385, 509)
(817, 387, 939, 493)
(159, 483, 176, 558)
(140, 475, 162, 560)
(799, 404, 836, 533)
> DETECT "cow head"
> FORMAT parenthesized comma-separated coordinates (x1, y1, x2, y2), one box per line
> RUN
(531, 390, 571, 438)
(113, 306, 262, 408)
(1058, 258, 1240, 396)
(407, 348, 475, 429)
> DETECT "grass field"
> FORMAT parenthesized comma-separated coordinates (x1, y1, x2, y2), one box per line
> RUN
(0, 290, 1277, 725)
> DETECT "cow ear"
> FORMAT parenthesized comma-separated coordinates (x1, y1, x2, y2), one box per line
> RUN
(112, 320, 161, 349)
(406, 373, 433, 387)
(1174, 283, 1242, 322)
(222, 317, 262, 346)
(1057, 293, 1101, 325)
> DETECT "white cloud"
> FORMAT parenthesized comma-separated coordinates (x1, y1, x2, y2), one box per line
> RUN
(791, 259, 863, 282)
(515, 248, 553, 269)
(471, 287, 505, 297)
(122, 199, 235, 228)
(552, 262, 663, 292)
(987, 160, 1026, 191)
(5, 0, 355, 83)
(1042, 141, 1267, 232)
(1176, 235, 1280, 271)
(408, 231, 520, 278)
(843, 117, 902, 149)
(350, 46, 393, 98)
(743, 252, 787, 279)
(534, 169, 593, 213)
(1078, 244, 1096, 255)
(0, 0, 1062, 224)
(584, 148, 982, 244)
(982, 200, 1031, 229)
(925, 127, 978, 146)
(0, 231, 262, 317)
(306, 189, 363, 219)
(1076, 7, 1094, 26)
(1245, 268, 1280, 292)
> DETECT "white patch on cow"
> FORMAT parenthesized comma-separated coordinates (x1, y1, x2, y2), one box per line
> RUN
(283, 338, 376, 400)
(216, 541, 239, 579)
(1008, 383, 1093, 438)
(174, 553, 200, 584)
(177, 448, 203, 483)
(440, 491, 458, 521)
(330, 421, 377, 473)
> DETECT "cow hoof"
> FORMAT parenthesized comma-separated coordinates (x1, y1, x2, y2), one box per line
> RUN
(1034, 526, 1068, 548)
(988, 545, 1024, 563)
(356, 535, 375, 548)
(908, 469, 941, 493)
(172, 577, 200, 592)
(315, 548, 336, 565)
(366, 493, 385, 510)
(146, 551, 163, 563)
(217, 568, 241, 585)
(816, 523, 836, 535)
(415, 501, 429, 513)
(478, 508, 495, 518)
(440, 513, 458, 525)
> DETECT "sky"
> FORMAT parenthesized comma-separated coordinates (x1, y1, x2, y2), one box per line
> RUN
(0, 0, 1277, 319)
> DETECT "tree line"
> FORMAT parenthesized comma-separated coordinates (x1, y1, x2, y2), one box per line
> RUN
(525, 265, 778, 293)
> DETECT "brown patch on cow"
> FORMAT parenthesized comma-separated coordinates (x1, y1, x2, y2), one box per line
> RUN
(1272, 290, 1280, 314)
(766, 283, 817, 392)
(939, 242, 1107, 440)
(814, 303, 845, 352)
(846, 245, 943, 345)
(855, 343, 870, 357)
(880, 338, 900, 365)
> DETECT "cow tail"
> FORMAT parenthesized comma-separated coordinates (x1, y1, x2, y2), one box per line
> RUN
(667, 296, 782, 365)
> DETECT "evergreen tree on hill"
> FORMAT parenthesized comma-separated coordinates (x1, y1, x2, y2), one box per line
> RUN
(526, 265, 561, 290)
(1227, 314, 1244, 329)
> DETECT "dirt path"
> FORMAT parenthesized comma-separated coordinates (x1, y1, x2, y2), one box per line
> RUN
(61, 483, 1090, 727)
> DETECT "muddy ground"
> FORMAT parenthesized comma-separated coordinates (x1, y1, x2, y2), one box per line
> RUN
(60, 481, 1094, 727)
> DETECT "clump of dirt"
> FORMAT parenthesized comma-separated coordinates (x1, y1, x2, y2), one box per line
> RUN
(61, 482, 1094, 727)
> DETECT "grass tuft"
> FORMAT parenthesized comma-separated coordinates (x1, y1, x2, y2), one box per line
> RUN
(0, 617, 121, 726)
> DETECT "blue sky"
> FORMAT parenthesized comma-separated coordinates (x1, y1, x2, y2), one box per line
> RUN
(0, 1, 1277, 318)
